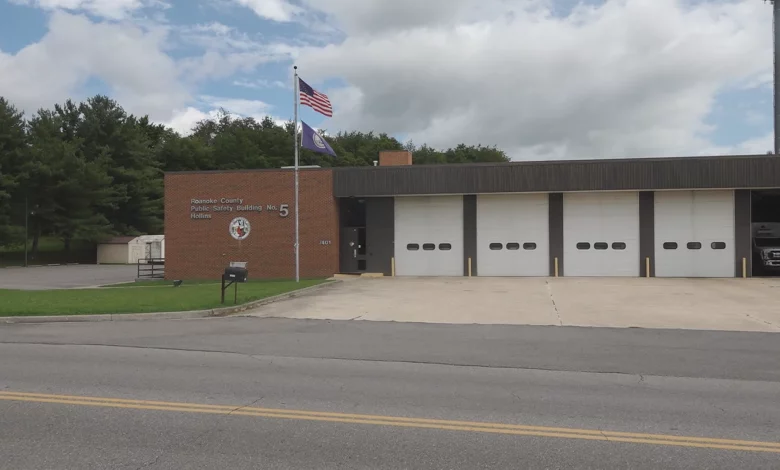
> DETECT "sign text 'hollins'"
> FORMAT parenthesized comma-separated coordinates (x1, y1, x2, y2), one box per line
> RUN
(190, 198, 290, 220)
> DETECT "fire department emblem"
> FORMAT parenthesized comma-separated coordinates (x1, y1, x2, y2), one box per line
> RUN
(229, 217, 251, 241)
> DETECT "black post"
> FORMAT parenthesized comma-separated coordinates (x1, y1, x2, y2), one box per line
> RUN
(24, 195, 28, 268)
(221, 276, 226, 304)
(234, 282, 238, 304)
(774, 0, 780, 154)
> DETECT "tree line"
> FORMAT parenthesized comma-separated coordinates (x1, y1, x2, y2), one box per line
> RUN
(0, 95, 509, 254)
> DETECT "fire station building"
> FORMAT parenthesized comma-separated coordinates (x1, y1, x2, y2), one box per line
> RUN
(164, 151, 780, 280)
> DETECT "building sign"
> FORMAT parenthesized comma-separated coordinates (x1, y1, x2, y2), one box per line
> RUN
(190, 198, 290, 220)
(229, 217, 251, 240)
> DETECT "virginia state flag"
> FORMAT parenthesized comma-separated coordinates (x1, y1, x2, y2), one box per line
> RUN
(301, 120, 336, 157)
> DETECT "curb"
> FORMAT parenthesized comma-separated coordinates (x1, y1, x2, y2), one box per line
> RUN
(210, 279, 341, 317)
(0, 280, 341, 324)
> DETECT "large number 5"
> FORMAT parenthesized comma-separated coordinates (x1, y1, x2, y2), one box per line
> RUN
(279, 204, 289, 217)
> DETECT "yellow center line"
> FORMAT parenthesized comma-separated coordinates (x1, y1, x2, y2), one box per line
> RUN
(1, 391, 778, 453)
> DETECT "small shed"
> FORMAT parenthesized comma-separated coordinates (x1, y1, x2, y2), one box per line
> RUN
(97, 235, 165, 264)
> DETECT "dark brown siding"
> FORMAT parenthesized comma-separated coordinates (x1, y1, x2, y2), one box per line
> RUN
(548, 193, 564, 277)
(333, 154, 780, 197)
(366, 197, 395, 275)
(639, 192, 655, 277)
(734, 190, 752, 278)
(463, 195, 477, 276)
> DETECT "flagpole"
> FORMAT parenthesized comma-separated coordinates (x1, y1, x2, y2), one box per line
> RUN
(293, 65, 300, 283)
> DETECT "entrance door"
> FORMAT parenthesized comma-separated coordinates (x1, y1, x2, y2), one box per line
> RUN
(340, 227, 366, 273)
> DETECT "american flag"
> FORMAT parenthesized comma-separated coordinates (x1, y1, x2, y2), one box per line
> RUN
(298, 78, 333, 117)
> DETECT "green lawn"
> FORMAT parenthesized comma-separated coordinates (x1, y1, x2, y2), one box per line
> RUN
(0, 279, 327, 317)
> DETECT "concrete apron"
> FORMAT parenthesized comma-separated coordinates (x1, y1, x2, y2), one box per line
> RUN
(241, 276, 780, 333)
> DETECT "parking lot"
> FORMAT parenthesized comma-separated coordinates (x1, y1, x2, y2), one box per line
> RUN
(0, 265, 138, 290)
(246, 276, 780, 332)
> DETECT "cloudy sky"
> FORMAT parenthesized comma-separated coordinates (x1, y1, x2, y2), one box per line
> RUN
(0, 0, 775, 160)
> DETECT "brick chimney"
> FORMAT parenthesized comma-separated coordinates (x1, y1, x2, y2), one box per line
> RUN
(378, 150, 413, 166)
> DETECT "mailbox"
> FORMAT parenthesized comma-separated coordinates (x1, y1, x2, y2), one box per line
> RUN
(223, 266, 248, 283)
(221, 262, 248, 304)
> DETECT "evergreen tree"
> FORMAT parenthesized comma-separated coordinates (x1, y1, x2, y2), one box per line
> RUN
(0, 94, 512, 249)
(22, 109, 117, 254)
(0, 98, 27, 245)
(72, 96, 163, 234)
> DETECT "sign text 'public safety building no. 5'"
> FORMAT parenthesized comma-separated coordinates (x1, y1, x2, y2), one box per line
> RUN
(190, 198, 290, 220)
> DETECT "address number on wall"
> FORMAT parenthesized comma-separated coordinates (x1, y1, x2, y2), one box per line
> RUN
(320, 240, 332, 245)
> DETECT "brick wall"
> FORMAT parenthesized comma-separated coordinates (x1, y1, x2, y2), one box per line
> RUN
(379, 150, 413, 166)
(164, 169, 339, 280)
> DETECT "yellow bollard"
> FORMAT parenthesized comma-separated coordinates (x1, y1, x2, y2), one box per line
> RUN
(391, 257, 396, 277)
(554, 257, 559, 278)
(646, 257, 651, 278)
(742, 257, 747, 279)
(468, 258, 472, 277)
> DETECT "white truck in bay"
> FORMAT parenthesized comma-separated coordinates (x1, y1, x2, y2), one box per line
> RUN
(752, 223, 780, 275)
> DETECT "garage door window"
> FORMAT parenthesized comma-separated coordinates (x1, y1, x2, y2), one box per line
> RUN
(506, 243, 520, 250)
(422, 243, 436, 251)
(489, 243, 503, 250)
(439, 243, 452, 251)
(407, 244, 420, 251)
(594, 242, 608, 250)
(687, 242, 702, 250)
(612, 242, 627, 250)
(523, 242, 537, 250)
(711, 242, 726, 250)
(576, 242, 591, 250)
(663, 242, 678, 250)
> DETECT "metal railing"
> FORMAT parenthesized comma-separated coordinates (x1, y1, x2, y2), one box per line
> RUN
(137, 258, 165, 280)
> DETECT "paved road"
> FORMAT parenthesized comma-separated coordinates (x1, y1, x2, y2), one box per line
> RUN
(0, 264, 138, 290)
(1, 318, 779, 469)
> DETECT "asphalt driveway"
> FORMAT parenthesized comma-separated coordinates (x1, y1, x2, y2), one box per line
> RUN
(245, 276, 780, 332)
(0, 265, 138, 290)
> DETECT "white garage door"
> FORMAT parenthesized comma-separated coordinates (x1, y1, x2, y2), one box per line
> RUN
(654, 190, 734, 278)
(394, 196, 463, 276)
(477, 194, 549, 276)
(564, 192, 640, 277)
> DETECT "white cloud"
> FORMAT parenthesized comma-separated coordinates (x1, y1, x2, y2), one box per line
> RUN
(165, 96, 281, 135)
(296, 0, 773, 160)
(198, 95, 272, 116)
(233, 0, 301, 22)
(0, 11, 187, 122)
(164, 107, 218, 135)
(301, 0, 520, 35)
(713, 131, 774, 155)
(3, 0, 773, 159)
(10, 0, 166, 19)
(233, 78, 288, 89)
(175, 22, 295, 83)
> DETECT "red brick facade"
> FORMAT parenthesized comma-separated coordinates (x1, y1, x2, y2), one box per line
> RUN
(164, 169, 339, 280)
(379, 150, 413, 166)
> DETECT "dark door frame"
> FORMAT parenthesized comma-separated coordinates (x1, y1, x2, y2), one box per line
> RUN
(340, 226, 367, 273)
